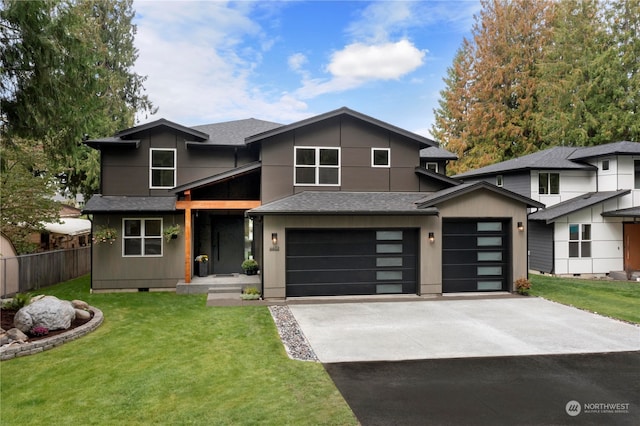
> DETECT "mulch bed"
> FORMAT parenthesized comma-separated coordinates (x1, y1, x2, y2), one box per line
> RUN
(1, 309, 93, 342)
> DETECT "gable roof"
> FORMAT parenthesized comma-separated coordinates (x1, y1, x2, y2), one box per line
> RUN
(453, 146, 595, 179)
(420, 146, 458, 160)
(83, 195, 176, 213)
(116, 118, 209, 141)
(567, 141, 640, 160)
(415, 181, 545, 209)
(248, 191, 439, 216)
(528, 190, 631, 223)
(245, 107, 438, 148)
(172, 161, 261, 193)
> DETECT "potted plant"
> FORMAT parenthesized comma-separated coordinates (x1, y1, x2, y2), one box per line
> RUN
(241, 258, 259, 275)
(93, 225, 118, 245)
(195, 254, 209, 277)
(163, 224, 181, 242)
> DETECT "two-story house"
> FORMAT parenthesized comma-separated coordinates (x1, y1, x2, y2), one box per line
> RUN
(454, 141, 640, 278)
(83, 107, 542, 298)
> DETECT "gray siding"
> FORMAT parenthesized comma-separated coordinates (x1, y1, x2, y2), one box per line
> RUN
(528, 220, 554, 273)
(462, 171, 531, 198)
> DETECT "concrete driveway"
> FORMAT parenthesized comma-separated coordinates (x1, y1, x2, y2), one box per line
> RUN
(288, 297, 640, 363)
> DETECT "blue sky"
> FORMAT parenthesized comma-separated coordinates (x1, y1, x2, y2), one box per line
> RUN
(133, 0, 481, 138)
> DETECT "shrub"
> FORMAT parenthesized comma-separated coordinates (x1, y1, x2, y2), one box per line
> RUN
(515, 278, 531, 295)
(2, 292, 32, 310)
(30, 326, 49, 337)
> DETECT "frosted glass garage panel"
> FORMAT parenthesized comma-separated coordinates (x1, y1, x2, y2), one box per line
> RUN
(376, 231, 403, 241)
(477, 222, 502, 232)
(376, 271, 402, 280)
(477, 237, 502, 246)
(478, 266, 502, 276)
(478, 281, 502, 290)
(376, 258, 403, 267)
(377, 244, 403, 253)
(478, 252, 502, 261)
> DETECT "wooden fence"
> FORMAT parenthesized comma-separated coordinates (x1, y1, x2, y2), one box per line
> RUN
(0, 246, 91, 297)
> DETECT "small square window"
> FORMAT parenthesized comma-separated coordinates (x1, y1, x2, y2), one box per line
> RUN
(602, 160, 609, 171)
(372, 148, 390, 167)
(426, 162, 438, 173)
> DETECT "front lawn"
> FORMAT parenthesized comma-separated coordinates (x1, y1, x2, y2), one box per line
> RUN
(0, 276, 357, 425)
(530, 274, 640, 324)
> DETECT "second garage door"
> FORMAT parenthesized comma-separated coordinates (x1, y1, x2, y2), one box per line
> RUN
(442, 219, 510, 293)
(286, 228, 418, 297)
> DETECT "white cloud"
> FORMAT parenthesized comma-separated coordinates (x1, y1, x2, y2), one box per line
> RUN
(288, 53, 308, 72)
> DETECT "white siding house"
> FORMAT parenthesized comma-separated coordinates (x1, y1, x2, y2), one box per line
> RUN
(455, 141, 640, 278)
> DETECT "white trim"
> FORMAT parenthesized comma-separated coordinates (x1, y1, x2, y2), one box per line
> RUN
(294, 146, 341, 186)
(149, 148, 177, 189)
(425, 162, 438, 173)
(371, 148, 391, 168)
(122, 218, 163, 257)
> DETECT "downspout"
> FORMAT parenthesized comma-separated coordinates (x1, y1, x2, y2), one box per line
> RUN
(89, 216, 94, 293)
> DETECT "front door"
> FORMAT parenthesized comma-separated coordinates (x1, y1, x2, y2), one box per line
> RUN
(624, 223, 640, 271)
(211, 216, 245, 275)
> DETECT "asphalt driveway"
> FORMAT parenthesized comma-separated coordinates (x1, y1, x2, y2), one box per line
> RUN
(288, 297, 640, 363)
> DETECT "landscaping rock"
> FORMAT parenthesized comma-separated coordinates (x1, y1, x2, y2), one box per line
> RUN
(6, 328, 28, 342)
(74, 309, 91, 320)
(13, 296, 76, 333)
(72, 300, 89, 310)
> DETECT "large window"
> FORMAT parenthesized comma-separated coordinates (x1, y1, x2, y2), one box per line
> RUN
(569, 224, 591, 258)
(539, 172, 559, 194)
(294, 147, 340, 186)
(123, 218, 162, 257)
(150, 148, 176, 188)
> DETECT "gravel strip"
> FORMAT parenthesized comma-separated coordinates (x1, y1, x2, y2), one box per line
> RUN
(269, 305, 318, 362)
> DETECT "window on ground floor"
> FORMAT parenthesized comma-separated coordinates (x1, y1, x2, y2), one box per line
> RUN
(569, 223, 591, 258)
(635, 160, 640, 189)
(123, 218, 162, 257)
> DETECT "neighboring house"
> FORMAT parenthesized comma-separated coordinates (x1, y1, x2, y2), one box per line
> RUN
(27, 204, 91, 252)
(83, 107, 542, 298)
(454, 141, 640, 277)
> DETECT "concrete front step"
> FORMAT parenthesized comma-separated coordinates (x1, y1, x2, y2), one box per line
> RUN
(208, 285, 243, 294)
(609, 270, 640, 281)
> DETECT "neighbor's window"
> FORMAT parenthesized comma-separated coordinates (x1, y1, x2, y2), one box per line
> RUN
(371, 148, 390, 167)
(602, 160, 609, 171)
(123, 218, 162, 257)
(426, 162, 438, 173)
(635, 160, 640, 189)
(539, 172, 559, 194)
(496, 175, 504, 187)
(569, 223, 591, 258)
(294, 147, 340, 185)
(150, 148, 176, 189)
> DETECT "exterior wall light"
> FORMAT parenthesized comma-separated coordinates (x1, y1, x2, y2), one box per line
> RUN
(271, 233, 278, 245)
(517, 222, 524, 232)
(428, 232, 435, 243)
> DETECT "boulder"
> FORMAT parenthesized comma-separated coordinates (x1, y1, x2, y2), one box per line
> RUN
(6, 328, 28, 342)
(13, 296, 76, 333)
(72, 299, 90, 310)
(75, 309, 91, 320)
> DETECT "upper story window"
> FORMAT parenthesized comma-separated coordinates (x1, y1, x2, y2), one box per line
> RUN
(539, 172, 559, 194)
(294, 147, 340, 186)
(123, 218, 162, 257)
(371, 148, 390, 167)
(496, 175, 503, 187)
(425, 162, 438, 173)
(150, 148, 176, 189)
(569, 223, 591, 258)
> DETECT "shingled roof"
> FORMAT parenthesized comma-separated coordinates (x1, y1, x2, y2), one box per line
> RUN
(83, 195, 176, 213)
(528, 190, 630, 223)
(453, 146, 595, 179)
(190, 118, 283, 147)
(248, 191, 439, 216)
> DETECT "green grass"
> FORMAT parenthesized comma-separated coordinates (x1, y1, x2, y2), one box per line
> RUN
(530, 274, 640, 324)
(1, 276, 357, 425)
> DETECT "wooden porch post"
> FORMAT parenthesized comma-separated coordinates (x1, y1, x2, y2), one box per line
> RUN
(184, 190, 192, 283)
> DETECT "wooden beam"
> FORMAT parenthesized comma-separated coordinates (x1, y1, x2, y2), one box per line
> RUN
(176, 200, 261, 210)
(184, 207, 192, 283)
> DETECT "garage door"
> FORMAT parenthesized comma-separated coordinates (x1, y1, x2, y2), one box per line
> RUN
(442, 220, 510, 293)
(286, 229, 418, 297)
